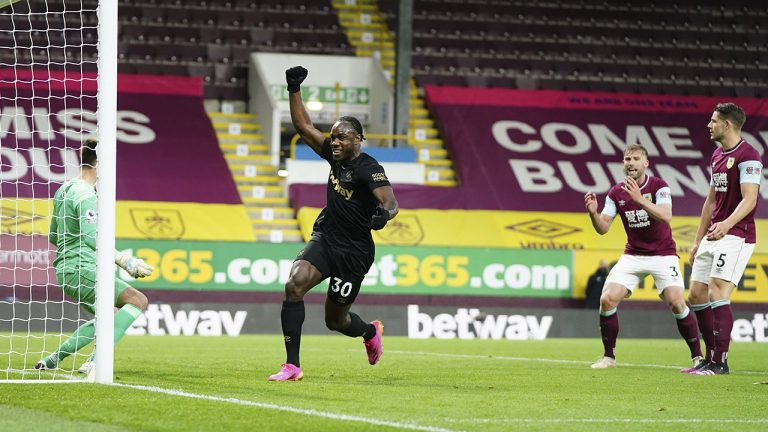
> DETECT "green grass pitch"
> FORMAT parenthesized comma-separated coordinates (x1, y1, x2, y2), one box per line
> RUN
(2, 335, 767, 431)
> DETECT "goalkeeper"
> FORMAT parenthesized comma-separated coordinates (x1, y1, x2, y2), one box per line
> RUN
(36, 139, 153, 373)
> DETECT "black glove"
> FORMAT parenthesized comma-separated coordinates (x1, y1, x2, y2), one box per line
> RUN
(371, 207, 389, 230)
(285, 66, 308, 93)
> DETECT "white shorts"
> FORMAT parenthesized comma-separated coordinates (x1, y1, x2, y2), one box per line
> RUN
(604, 254, 683, 295)
(691, 235, 755, 285)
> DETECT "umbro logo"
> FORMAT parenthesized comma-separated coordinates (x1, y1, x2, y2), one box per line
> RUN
(618, 200, 625, 206)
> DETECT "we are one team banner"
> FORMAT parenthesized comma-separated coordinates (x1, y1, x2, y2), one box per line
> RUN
(423, 87, 768, 217)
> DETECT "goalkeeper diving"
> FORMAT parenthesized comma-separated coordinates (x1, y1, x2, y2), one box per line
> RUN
(36, 139, 153, 374)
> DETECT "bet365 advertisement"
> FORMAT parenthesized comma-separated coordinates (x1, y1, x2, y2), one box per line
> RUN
(115, 240, 572, 298)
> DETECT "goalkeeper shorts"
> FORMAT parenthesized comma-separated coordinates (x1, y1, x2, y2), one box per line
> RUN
(57, 270, 131, 314)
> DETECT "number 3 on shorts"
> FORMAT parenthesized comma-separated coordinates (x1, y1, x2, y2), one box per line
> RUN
(670, 266, 679, 277)
(331, 277, 353, 297)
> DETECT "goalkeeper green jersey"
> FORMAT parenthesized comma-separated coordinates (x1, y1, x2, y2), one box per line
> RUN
(49, 178, 97, 274)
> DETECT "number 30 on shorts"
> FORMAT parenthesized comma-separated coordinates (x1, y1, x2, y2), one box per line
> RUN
(331, 277, 353, 297)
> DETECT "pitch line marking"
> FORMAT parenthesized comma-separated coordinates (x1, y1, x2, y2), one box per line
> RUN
(384, 349, 768, 375)
(446, 418, 768, 425)
(112, 383, 461, 432)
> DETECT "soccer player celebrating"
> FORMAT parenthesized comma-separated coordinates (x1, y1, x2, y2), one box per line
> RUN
(36, 139, 153, 373)
(268, 66, 399, 381)
(686, 103, 762, 375)
(584, 144, 702, 369)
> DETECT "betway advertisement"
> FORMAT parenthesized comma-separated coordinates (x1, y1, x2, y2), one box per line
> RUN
(116, 239, 573, 297)
(424, 87, 768, 217)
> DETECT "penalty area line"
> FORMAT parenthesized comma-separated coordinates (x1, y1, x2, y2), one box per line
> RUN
(112, 382, 461, 432)
(446, 417, 768, 425)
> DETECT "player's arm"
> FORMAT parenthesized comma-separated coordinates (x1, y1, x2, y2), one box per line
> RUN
(691, 186, 716, 254)
(634, 185, 672, 225)
(707, 182, 759, 240)
(78, 195, 98, 251)
(584, 191, 614, 235)
(370, 186, 398, 230)
(286, 66, 325, 155)
(48, 211, 59, 246)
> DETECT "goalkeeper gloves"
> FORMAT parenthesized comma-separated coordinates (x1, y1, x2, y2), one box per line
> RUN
(370, 207, 390, 231)
(285, 66, 308, 93)
(115, 251, 154, 279)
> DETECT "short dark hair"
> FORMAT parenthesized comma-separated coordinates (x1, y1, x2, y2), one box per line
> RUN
(623, 143, 648, 158)
(714, 102, 746, 130)
(81, 139, 98, 168)
(338, 116, 365, 140)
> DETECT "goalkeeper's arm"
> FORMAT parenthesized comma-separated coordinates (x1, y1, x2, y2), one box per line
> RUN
(115, 250, 153, 279)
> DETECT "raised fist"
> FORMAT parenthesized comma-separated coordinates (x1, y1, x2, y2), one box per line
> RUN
(285, 66, 308, 93)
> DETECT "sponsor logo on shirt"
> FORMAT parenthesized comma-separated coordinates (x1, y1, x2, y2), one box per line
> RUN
(624, 209, 650, 228)
(712, 172, 728, 192)
(329, 172, 354, 200)
(372, 172, 388, 182)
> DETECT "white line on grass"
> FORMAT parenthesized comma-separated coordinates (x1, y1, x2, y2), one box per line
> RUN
(385, 350, 768, 375)
(446, 418, 768, 425)
(112, 383, 461, 432)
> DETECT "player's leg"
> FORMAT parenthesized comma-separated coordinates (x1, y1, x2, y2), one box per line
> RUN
(694, 236, 753, 376)
(660, 286, 703, 362)
(689, 239, 715, 362)
(652, 256, 703, 369)
(591, 256, 637, 368)
(323, 253, 382, 365)
(323, 275, 382, 365)
(76, 278, 149, 374)
(36, 272, 96, 370)
(269, 251, 325, 381)
(591, 282, 628, 368)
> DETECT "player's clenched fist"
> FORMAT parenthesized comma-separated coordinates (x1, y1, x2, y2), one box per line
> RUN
(285, 66, 308, 93)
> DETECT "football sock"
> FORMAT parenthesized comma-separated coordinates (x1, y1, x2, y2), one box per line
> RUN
(691, 302, 715, 361)
(599, 308, 619, 359)
(673, 306, 703, 358)
(114, 304, 143, 343)
(53, 319, 95, 362)
(281, 300, 305, 367)
(339, 312, 376, 340)
(711, 300, 733, 364)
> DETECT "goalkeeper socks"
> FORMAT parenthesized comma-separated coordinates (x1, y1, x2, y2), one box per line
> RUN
(114, 304, 143, 343)
(711, 300, 733, 364)
(598, 308, 618, 359)
(339, 312, 376, 340)
(673, 307, 703, 358)
(692, 303, 715, 361)
(54, 319, 95, 362)
(281, 300, 305, 367)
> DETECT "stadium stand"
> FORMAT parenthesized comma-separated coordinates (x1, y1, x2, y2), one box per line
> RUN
(378, 0, 768, 97)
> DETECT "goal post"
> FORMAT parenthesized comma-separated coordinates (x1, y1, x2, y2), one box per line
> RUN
(94, 0, 117, 385)
(0, 0, 117, 383)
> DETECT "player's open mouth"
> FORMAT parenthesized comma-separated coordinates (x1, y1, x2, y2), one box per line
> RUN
(332, 149, 341, 156)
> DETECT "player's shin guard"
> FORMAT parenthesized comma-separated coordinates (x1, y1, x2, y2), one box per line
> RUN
(691, 303, 715, 361)
(599, 308, 619, 359)
(114, 304, 143, 343)
(674, 306, 703, 358)
(281, 301, 305, 367)
(711, 300, 733, 364)
(340, 312, 376, 340)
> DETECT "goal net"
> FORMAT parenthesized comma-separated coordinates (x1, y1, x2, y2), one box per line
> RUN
(0, 0, 116, 383)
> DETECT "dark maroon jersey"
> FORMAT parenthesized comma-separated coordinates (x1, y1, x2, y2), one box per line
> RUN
(709, 140, 763, 243)
(602, 175, 677, 256)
